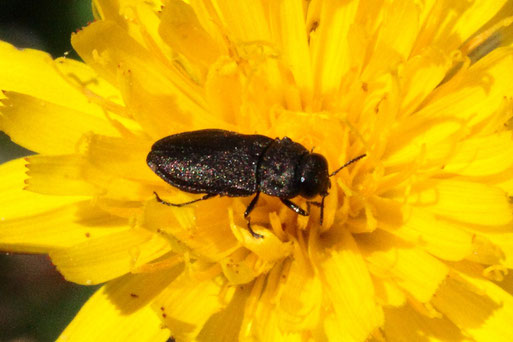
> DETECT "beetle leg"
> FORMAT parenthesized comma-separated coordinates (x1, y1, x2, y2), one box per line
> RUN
(307, 198, 326, 225)
(280, 198, 310, 216)
(284, 199, 327, 225)
(244, 192, 263, 239)
(245, 217, 264, 239)
(244, 192, 261, 218)
(154, 191, 215, 207)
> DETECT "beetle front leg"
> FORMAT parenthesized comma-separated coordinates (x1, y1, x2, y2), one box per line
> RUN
(154, 191, 215, 207)
(307, 198, 325, 226)
(244, 192, 263, 239)
(307, 201, 322, 207)
(244, 191, 260, 218)
(280, 198, 310, 216)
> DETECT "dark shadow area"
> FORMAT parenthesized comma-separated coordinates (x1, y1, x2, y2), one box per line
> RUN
(0, 0, 93, 59)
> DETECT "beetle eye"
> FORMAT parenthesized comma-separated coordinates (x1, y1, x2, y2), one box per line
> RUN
(299, 154, 330, 198)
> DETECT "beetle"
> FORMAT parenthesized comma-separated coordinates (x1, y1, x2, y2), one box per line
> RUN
(147, 129, 365, 238)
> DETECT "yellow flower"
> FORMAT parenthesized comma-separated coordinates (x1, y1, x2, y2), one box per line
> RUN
(2, 0, 513, 341)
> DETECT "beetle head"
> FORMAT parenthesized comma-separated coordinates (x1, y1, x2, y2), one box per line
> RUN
(298, 153, 331, 199)
(300, 153, 366, 225)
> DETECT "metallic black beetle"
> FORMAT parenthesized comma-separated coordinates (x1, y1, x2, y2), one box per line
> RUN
(147, 129, 365, 238)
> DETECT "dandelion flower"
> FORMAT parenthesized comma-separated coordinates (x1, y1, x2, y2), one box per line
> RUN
(2, 0, 513, 341)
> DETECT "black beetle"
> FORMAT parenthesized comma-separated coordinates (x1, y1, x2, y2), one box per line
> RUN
(147, 129, 365, 238)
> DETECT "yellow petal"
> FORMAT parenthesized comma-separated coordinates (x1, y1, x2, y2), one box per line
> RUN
(211, 0, 271, 42)
(152, 272, 225, 341)
(496, 168, 513, 196)
(25, 155, 98, 196)
(94, 197, 145, 219)
(92, 0, 164, 49)
(197, 284, 250, 342)
(372, 277, 407, 307)
(0, 201, 127, 254)
(399, 47, 451, 116)
(83, 164, 154, 201)
(249, 271, 305, 341)
(93, 0, 162, 22)
(144, 198, 240, 262)
(443, 131, 513, 177)
(220, 249, 263, 284)
(121, 70, 218, 139)
(267, 0, 313, 94)
(383, 305, 465, 342)
(53, 56, 125, 113)
(383, 114, 463, 167)
(311, 0, 359, 96)
(432, 273, 513, 342)
(358, 195, 403, 234)
(159, 0, 222, 69)
(409, 179, 512, 227)
(413, 0, 507, 54)
(204, 57, 247, 125)
(363, 1, 420, 80)
(83, 134, 156, 183)
(0, 41, 120, 114)
(0, 158, 83, 220)
(229, 208, 294, 263)
(21, 152, 154, 202)
(92, 2, 200, 130)
(386, 48, 513, 165)
(277, 247, 322, 332)
(425, 47, 513, 127)
(450, 0, 508, 51)
(50, 228, 171, 284)
(0, 92, 119, 154)
(384, 207, 473, 261)
(72, 21, 208, 138)
(58, 269, 180, 342)
(358, 230, 448, 303)
(314, 229, 384, 342)
(482, 232, 513, 268)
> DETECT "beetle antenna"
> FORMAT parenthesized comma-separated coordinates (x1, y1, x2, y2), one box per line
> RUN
(329, 154, 366, 177)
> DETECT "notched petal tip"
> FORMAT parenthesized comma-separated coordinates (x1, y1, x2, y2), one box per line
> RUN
(73, 21, 95, 35)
